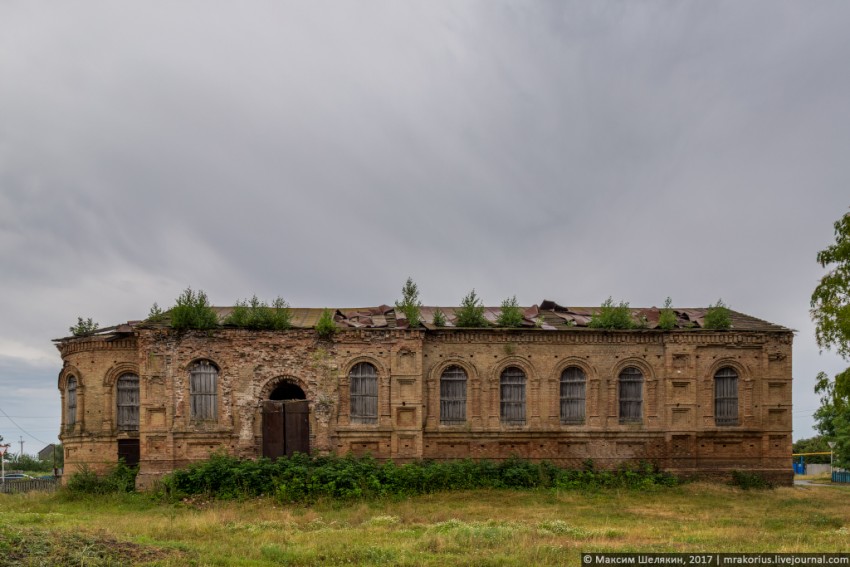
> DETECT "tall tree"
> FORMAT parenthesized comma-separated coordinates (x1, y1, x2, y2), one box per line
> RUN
(810, 211, 850, 467)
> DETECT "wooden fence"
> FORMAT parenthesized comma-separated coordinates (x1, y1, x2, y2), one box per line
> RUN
(0, 478, 58, 494)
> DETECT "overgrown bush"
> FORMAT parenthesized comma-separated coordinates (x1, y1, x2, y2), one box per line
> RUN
(315, 309, 337, 339)
(65, 461, 138, 495)
(589, 297, 636, 329)
(224, 295, 292, 330)
(158, 453, 677, 503)
(729, 470, 774, 490)
(170, 288, 219, 331)
(704, 299, 732, 330)
(496, 296, 524, 327)
(455, 289, 488, 327)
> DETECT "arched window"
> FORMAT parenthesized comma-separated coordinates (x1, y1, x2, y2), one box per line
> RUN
(618, 367, 643, 424)
(190, 360, 218, 421)
(350, 362, 378, 424)
(715, 367, 739, 426)
(440, 365, 467, 424)
(500, 367, 526, 425)
(560, 366, 586, 424)
(116, 373, 140, 431)
(66, 376, 77, 426)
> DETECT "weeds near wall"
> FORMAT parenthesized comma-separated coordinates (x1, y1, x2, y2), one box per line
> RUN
(158, 453, 677, 503)
(729, 470, 774, 490)
(64, 461, 138, 495)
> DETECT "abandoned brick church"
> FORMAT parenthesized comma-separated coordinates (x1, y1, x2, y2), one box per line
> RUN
(54, 301, 794, 488)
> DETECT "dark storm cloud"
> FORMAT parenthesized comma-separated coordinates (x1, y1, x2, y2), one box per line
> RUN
(1, 1, 849, 449)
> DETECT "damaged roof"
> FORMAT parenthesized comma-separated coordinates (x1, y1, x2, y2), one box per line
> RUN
(53, 300, 791, 342)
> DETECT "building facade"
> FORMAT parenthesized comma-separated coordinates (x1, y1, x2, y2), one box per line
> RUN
(55, 302, 794, 488)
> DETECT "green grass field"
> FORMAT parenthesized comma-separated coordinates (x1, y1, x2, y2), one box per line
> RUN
(2, 482, 849, 566)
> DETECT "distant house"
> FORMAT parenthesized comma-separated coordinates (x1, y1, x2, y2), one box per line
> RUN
(54, 300, 794, 489)
(38, 444, 56, 462)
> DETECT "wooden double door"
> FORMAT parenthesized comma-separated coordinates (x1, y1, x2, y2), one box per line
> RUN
(261, 400, 310, 459)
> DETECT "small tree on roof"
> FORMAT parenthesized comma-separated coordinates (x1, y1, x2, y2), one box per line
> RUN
(496, 296, 524, 327)
(395, 277, 422, 327)
(455, 289, 488, 328)
(704, 299, 732, 330)
(69, 317, 99, 336)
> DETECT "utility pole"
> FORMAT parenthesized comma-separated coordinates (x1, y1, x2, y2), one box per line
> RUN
(19, 436, 24, 458)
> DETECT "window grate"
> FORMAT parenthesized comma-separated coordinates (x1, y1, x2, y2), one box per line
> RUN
(116, 374, 140, 431)
(715, 367, 739, 426)
(560, 366, 586, 424)
(350, 362, 378, 424)
(66, 377, 77, 426)
(190, 360, 218, 421)
(618, 367, 643, 424)
(440, 365, 467, 424)
(500, 367, 526, 425)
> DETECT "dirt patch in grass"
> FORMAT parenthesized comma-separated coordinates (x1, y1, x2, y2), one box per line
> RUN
(0, 525, 186, 566)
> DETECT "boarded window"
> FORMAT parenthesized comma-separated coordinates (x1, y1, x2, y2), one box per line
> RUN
(350, 362, 378, 424)
(190, 360, 218, 421)
(560, 366, 586, 424)
(618, 367, 643, 424)
(500, 367, 526, 425)
(66, 376, 77, 426)
(116, 373, 140, 431)
(440, 365, 467, 424)
(715, 367, 739, 426)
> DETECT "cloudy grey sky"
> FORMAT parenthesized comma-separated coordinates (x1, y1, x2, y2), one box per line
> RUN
(1, 1, 848, 454)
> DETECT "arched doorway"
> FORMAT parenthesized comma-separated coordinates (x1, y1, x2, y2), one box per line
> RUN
(262, 379, 309, 459)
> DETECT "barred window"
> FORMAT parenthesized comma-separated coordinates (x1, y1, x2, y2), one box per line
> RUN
(190, 360, 218, 421)
(715, 367, 739, 426)
(560, 366, 586, 424)
(500, 367, 526, 425)
(440, 365, 467, 424)
(350, 362, 378, 424)
(116, 373, 140, 431)
(618, 367, 643, 424)
(66, 376, 77, 426)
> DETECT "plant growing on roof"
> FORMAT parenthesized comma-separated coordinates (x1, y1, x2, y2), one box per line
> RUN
(69, 317, 99, 336)
(170, 288, 219, 331)
(315, 308, 338, 339)
(588, 297, 636, 330)
(394, 277, 422, 327)
(496, 295, 524, 327)
(147, 302, 166, 323)
(455, 289, 488, 328)
(432, 308, 447, 327)
(657, 297, 677, 330)
(703, 299, 732, 330)
(224, 295, 292, 330)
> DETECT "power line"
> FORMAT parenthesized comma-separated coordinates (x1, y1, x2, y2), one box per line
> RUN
(0, 405, 53, 446)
